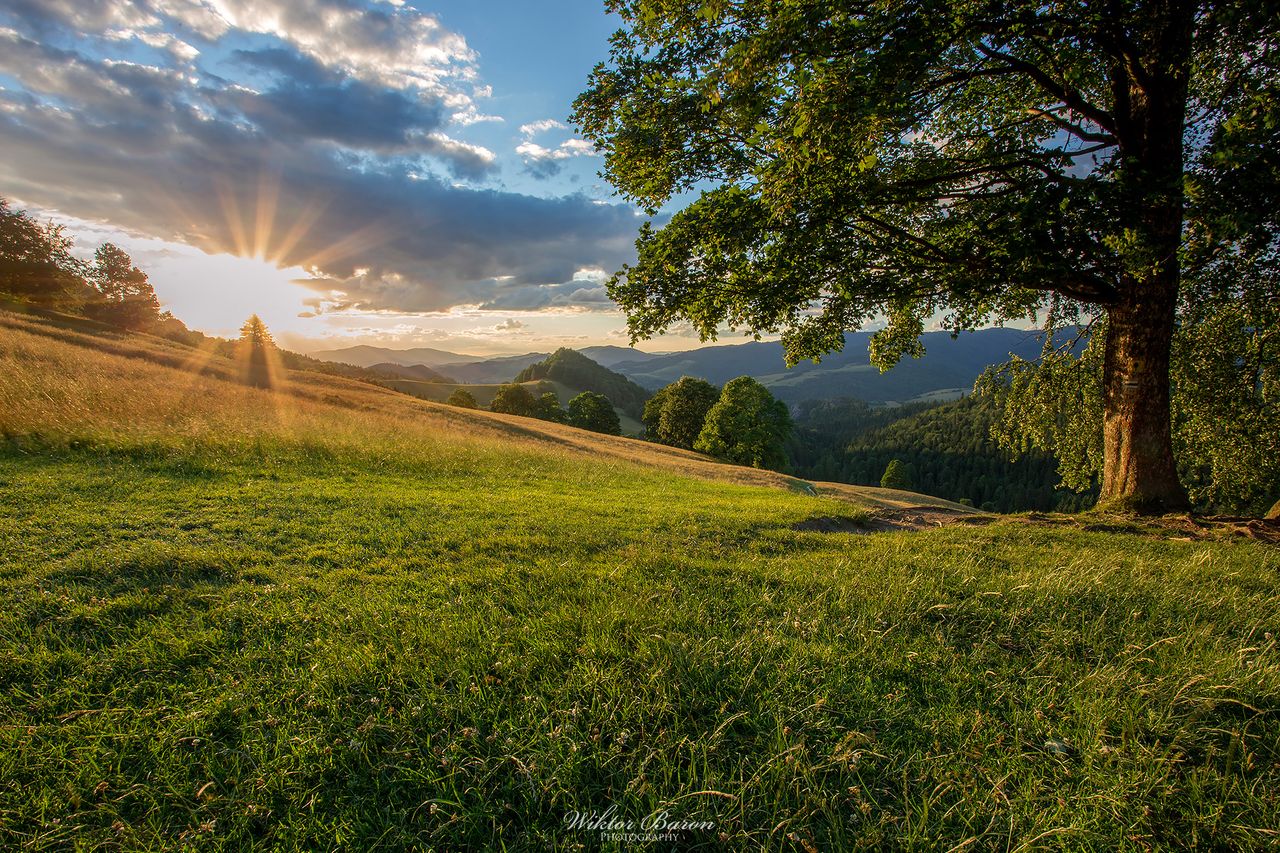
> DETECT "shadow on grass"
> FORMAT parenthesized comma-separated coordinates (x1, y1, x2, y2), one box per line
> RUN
(44, 543, 269, 597)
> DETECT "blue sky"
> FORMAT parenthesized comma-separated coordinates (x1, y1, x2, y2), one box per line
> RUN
(0, 0, 708, 354)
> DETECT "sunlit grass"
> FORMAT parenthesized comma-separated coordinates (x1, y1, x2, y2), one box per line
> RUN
(1, 309, 1277, 850)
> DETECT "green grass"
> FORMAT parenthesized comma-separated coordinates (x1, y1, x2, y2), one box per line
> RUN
(1, 309, 1279, 850)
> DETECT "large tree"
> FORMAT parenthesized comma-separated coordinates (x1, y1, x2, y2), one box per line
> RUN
(0, 198, 88, 307)
(490, 383, 539, 418)
(574, 0, 1278, 511)
(88, 243, 161, 331)
(694, 376, 792, 469)
(643, 375, 721, 448)
(567, 391, 623, 434)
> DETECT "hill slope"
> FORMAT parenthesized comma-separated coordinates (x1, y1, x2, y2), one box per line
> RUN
(515, 348, 652, 418)
(365, 362, 455, 383)
(434, 352, 549, 384)
(1, 308, 1276, 851)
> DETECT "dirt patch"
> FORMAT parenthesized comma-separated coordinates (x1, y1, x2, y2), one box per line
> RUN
(1021, 512, 1280, 545)
(794, 505, 1280, 544)
(793, 507, 996, 535)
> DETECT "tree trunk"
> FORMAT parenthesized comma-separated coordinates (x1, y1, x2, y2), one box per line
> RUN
(1100, 278, 1189, 512)
(1097, 3, 1195, 513)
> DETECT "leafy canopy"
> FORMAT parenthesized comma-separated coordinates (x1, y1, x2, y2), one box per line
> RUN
(642, 375, 721, 449)
(535, 391, 569, 424)
(573, 1, 1278, 365)
(490, 384, 539, 418)
(694, 376, 792, 469)
(880, 459, 913, 491)
(238, 315, 275, 348)
(0, 197, 89, 307)
(87, 243, 161, 331)
(567, 391, 622, 435)
(446, 388, 479, 409)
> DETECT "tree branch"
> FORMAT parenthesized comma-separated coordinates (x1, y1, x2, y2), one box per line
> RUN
(1025, 107, 1116, 144)
(975, 43, 1117, 134)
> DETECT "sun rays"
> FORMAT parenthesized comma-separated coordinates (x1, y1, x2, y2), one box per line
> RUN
(205, 169, 399, 276)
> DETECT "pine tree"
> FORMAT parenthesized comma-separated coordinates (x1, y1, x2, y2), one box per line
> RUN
(89, 243, 160, 330)
(238, 314, 275, 389)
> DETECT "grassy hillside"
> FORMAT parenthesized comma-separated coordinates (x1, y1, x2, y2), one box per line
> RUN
(1, 309, 1278, 850)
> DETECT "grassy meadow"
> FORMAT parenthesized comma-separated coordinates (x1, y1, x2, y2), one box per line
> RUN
(1, 309, 1278, 850)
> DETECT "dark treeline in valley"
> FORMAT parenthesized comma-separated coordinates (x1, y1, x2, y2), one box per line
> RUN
(786, 397, 1097, 513)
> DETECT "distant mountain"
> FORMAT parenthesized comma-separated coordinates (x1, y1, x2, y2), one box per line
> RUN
(365, 362, 455, 383)
(515, 349, 652, 417)
(436, 353, 549, 384)
(577, 345, 665, 368)
(610, 328, 1046, 404)
(312, 345, 662, 385)
(309, 344, 485, 369)
(310, 328, 1045, 404)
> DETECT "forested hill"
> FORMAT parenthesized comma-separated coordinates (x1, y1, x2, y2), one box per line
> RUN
(788, 397, 1097, 513)
(515, 349, 651, 417)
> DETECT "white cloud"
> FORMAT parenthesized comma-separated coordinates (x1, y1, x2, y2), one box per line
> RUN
(106, 28, 200, 62)
(450, 103, 504, 126)
(515, 120, 597, 174)
(6, 0, 491, 121)
(516, 138, 594, 163)
(205, 0, 476, 92)
(519, 118, 566, 137)
(558, 138, 594, 156)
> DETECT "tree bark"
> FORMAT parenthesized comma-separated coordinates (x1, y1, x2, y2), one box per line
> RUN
(1100, 278, 1189, 511)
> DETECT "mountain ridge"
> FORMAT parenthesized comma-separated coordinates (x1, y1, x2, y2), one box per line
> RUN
(310, 328, 1049, 405)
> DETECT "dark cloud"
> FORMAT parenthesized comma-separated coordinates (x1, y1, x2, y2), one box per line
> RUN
(477, 281, 616, 312)
(0, 15, 640, 313)
(220, 48, 496, 178)
(523, 159, 563, 180)
(0, 0, 157, 37)
(229, 46, 331, 84)
(215, 76, 445, 151)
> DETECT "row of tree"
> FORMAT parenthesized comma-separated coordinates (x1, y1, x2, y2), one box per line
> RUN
(446, 384, 623, 435)
(1, 198, 166, 332)
(643, 375, 793, 469)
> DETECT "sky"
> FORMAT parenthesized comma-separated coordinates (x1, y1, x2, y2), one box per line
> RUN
(0, 0, 717, 355)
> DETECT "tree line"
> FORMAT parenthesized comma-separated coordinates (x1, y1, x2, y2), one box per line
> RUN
(446, 384, 623, 436)
(443, 369, 796, 470)
(788, 396, 1097, 514)
(1, 197, 167, 332)
(643, 375, 792, 470)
